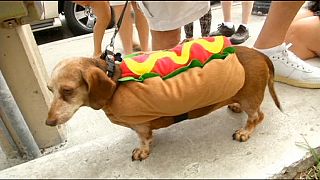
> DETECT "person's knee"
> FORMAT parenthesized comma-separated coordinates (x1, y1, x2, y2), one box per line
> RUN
(287, 23, 304, 42)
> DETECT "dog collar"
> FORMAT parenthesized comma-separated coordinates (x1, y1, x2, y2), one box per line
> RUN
(106, 57, 115, 78)
(101, 50, 122, 78)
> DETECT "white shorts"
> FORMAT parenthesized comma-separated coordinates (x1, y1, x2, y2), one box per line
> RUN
(109, 1, 130, 7)
(137, 1, 210, 31)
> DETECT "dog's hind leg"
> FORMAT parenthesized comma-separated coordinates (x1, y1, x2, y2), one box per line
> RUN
(131, 124, 153, 161)
(228, 103, 243, 113)
(232, 107, 264, 142)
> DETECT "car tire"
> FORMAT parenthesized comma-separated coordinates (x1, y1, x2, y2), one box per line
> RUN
(63, 1, 94, 36)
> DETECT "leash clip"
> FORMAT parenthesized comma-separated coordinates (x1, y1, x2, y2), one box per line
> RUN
(100, 49, 122, 78)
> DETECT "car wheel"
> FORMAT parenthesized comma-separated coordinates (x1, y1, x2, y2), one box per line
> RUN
(63, 1, 95, 36)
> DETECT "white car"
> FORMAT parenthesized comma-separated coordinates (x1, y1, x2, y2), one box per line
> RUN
(31, 1, 114, 36)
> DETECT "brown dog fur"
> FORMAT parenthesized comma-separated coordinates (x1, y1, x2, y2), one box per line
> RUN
(46, 46, 281, 161)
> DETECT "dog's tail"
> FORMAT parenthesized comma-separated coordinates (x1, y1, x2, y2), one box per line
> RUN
(265, 56, 283, 112)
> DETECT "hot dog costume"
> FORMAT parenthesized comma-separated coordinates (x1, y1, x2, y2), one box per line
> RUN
(104, 36, 245, 125)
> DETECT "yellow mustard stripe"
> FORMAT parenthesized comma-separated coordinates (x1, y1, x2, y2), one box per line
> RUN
(124, 36, 225, 76)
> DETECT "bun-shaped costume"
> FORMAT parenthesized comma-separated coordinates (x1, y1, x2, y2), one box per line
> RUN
(105, 36, 245, 125)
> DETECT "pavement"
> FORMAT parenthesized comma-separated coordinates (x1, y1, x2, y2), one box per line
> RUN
(1, 2, 320, 179)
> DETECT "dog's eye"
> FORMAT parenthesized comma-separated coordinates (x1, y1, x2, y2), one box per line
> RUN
(62, 89, 73, 96)
(47, 85, 53, 92)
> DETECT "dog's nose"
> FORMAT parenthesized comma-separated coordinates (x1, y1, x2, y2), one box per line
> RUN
(45, 119, 57, 126)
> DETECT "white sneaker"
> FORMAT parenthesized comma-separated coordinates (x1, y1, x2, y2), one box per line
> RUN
(269, 43, 320, 88)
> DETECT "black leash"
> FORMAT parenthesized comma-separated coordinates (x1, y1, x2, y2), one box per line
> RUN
(100, 1, 129, 77)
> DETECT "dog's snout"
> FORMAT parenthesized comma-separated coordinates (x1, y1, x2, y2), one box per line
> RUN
(46, 119, 58, 126)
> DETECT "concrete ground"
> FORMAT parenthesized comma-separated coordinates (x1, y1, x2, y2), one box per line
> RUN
(1, 2, 320, 179)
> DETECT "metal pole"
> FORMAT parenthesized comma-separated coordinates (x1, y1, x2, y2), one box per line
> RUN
(0, 114, 19, 158)
(0, 71, 41, 160)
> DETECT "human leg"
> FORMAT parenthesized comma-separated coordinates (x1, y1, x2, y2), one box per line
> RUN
(131, 1, 150, 52)
(230, 1, 253, 45)
(184, 22, 194, 39)
(241, 1, 254, 25)
(199, 10, 212, 37)
(181, 23, 194, 43)
(74, 1, 111, 57)
(112, 3, 134, 55)
(254, 1, 304, 49)
(210, 1, 235, 37)
(254, 1, 320, 88)
(292, 7, 315, 22)
(151, 28, 181, 50)
(285, 15, 320, 60)
(222, 1, 233, 22)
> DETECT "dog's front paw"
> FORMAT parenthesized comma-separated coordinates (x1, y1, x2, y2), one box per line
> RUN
(131, 148, 150, 161)
(232, 128, 250, 142)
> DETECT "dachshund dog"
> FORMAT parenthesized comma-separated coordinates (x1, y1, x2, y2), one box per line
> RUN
(46, 46, 281, 161)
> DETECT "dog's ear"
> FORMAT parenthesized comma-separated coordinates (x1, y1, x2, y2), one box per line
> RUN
(82, 67, 116, 110)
